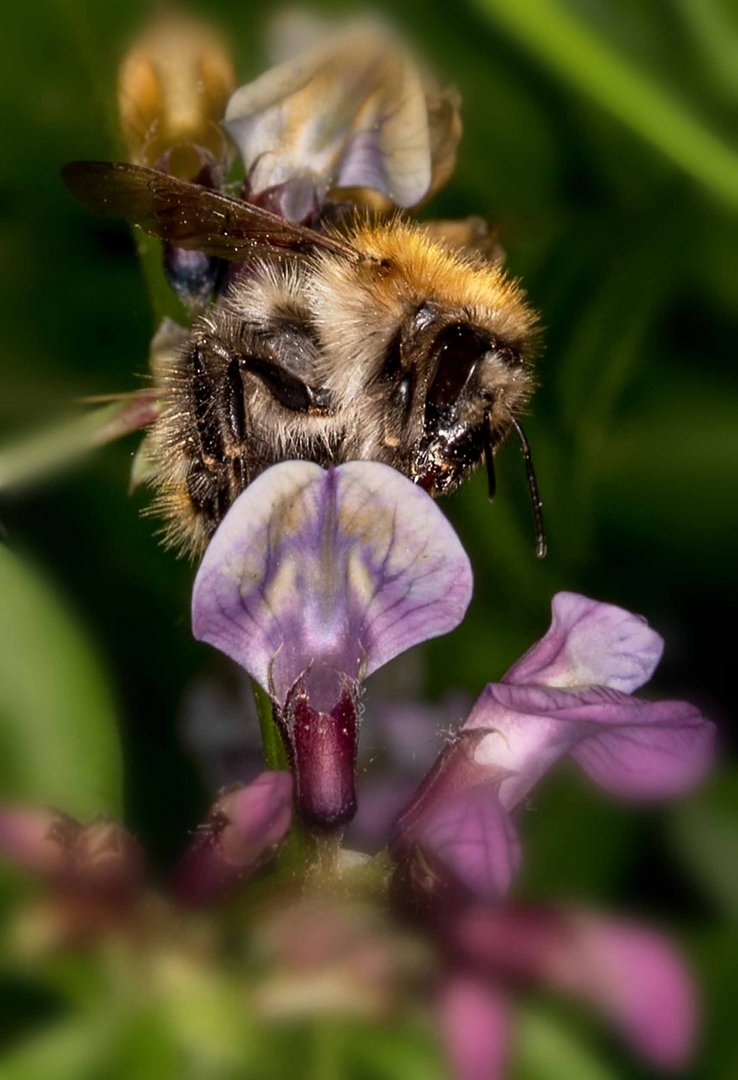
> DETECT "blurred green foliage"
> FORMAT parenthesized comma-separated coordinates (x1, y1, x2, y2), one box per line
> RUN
(0, 0, 737, 1076)
(0, 547, 121, 818)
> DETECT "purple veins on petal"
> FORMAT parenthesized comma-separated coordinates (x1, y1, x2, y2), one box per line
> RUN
(503, 592, 664, 693)
(467, 682, 715, 808)
(192, 460, 472, 705)
(192, 460, 471, 830)
(392, 590, 714, 902)
(413, 782, 521, 903)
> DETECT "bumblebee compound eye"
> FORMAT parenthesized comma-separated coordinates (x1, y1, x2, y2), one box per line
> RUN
(425, 325, 492, 422)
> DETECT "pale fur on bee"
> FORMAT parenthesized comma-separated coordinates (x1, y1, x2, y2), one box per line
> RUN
(147, 216, 539, 557)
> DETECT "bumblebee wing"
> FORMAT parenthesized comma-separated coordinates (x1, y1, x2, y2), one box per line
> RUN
(61, 161, 363, 264)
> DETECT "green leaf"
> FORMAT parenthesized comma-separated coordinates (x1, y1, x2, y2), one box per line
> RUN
(0, 394, 158, 494)
(0, 1015, 114, 1080)
(348, 1021, 445, 1080)
(514, 1004, 621, 1080)
(0, 547, 122, 818)
(473, 0, 738, 209)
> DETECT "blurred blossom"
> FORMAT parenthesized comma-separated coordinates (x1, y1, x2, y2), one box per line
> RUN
(438, 973, 511, 1080)
(444, 905, 697, 1074)
(0, 807, 77, 877)
(394, 592, 715, 902)
(0, 807, 143, 899)
(179, 667, 264, 790)
(224, 12, 461, 221)
(118, 12, 235, 175)
(0, 807, 145, 950)
(253, 895, 427, 1021)
(118, 13, 237, 309)
(193, 460, 472, 829)
(174, 771, 293, 907)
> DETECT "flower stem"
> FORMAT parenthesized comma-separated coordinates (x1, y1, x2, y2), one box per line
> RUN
(250, 679, 290, 771)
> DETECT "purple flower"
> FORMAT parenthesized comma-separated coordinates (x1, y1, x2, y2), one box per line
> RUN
(174, 771, 293, 906)
(192, 460, 472, 829)
(441, 905, 696, 1078)
(394, 592, 714, 902)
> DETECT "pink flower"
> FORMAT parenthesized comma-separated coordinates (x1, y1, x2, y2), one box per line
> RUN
(394, 592, 714, 902)
(440, 904, 697, 1079)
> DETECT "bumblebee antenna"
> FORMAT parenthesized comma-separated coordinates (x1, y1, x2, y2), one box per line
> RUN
(509, 417, 547, 559)
(482, 422, 497, 501)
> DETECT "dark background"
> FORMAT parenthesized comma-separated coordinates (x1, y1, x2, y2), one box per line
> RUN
(1, 2, 736, 1076)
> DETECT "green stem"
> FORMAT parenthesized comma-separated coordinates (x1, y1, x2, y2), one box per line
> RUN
(310, 1018, 343, 1080)
(250, 679, 290, 771)
(474, 0, 738, 208)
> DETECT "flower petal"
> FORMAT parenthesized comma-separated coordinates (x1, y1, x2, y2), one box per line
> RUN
(415, 783, 521, 902)
(556, 913, 697, 1070)
(437, 973, 511, 1080)
(449, 906, 696, 1070)
(174, 771, 293, 906)
(224, 19, 446, 212)
(192, 461, 472, 706)
(503, 592, 664, 693)
(467, 682, 714, 808)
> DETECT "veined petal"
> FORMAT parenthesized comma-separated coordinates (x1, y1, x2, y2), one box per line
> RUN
(414, 783, 520, 902)
(467, 682, 714, 808)
(503, 592, 664, 693)
(192, 461, 472, 706)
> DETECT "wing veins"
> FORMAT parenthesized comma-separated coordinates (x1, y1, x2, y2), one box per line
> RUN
(62, 161, 365, 265)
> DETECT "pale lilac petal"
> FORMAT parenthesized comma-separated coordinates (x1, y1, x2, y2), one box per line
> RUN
(551, 913, 697, 1069)
(467, 683, 714, 809)
(415, 784, 520, 902)
(192, 461, 472, 706)
(503, 592, 663, 693)
(224, 20, 435, 210)
(174, 771, 292, 905)
(437, 974, 511, 1080)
